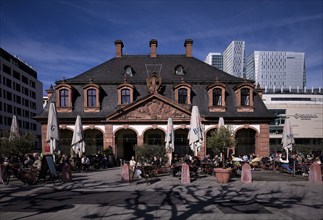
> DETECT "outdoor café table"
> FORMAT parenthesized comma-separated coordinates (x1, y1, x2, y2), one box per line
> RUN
(201, 162, 214, 175)
(171, 162, 183, 177)
(141, 164, 158, 184)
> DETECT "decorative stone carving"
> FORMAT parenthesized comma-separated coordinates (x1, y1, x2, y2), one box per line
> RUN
(119, 99, 190, 120)
(146, 72, 162, 93)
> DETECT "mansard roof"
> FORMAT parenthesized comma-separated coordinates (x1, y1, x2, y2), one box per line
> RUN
(59, 55, 245, 85)
(36, 53, 274, 123)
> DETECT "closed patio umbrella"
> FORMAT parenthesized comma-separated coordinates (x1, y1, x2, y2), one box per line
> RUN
(46, 103, 60, 155)
(9, 115, 20, 141)
(165, 118, 174, 166)
(281, 118, 294, 163)
(188, 106, 203, 156)
(71, 115, 86, 156)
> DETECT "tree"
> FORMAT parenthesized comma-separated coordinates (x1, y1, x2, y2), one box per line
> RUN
(135, 144, 167, 164)
(0, 131, 37, 161)
(206, 126, 235, 169)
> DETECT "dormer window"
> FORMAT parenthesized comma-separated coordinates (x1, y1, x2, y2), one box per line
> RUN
(234, 82, 254, 112)
(121, 88, 130, 104)
(56, 84, 73, 112)
(124, 65, 133, 77)
(59, 89, 69, 107)
(178, 88, 187, 104)
(207, 82, 226, 112)
(117, 83, 134, 106)
(174, 82, 191, 105)
(241, 88, 250, 106)
(175, 65, 184, 75)
(83, 84, 100, 112)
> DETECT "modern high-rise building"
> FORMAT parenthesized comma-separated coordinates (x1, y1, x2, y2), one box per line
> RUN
(246, 51, 306, 90)
(204, 52, 223, 70)
(222, 41, 245, 78)
(0, 48, 43, 148)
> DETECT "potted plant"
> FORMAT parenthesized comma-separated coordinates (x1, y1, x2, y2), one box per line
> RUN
(206, 126, 235, 183)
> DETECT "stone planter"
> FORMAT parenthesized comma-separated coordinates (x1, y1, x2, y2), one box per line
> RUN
(214, 168, 231, 183)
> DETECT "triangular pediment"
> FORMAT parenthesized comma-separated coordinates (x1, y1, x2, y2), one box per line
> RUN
(106, 93, 192, 121)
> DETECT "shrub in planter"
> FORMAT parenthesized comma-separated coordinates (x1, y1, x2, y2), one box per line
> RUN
(206, 126, 235, 183)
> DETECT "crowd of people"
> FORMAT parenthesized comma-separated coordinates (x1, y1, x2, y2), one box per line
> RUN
(1, 149, 322, 184)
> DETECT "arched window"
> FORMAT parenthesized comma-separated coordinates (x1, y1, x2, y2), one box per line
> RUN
(87, 89, 96, 107)
(59, 89, 69, 107)
(178, 88, 187, 104)
(213, 88, 222, 106)
(233, 82, 254, 112)
(83, 84, 100, 112)
(121, 89, 130, 105)
(207, 82, 226, 112)
(241, 88, 250, 106)
(174, 83, 191, 105)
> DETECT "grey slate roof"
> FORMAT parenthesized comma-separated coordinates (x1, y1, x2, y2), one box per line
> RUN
(35, 54, 274, 123)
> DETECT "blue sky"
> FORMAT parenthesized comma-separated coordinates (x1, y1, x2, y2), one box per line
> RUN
(1, 0, 322, 94)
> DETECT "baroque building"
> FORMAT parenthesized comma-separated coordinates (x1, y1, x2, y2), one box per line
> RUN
(35, 39, 273, 160)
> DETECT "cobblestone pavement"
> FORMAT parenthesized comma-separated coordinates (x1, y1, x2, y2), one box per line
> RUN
(0, 168, 322, 220)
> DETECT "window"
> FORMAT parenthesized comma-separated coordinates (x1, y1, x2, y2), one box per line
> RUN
(213, 88, 222, 106)
(117, 83, 134, 106)
(233, 82, 254, 112)
(13, 70, 20, 80)
(87, 89, 96, 107)
(178, 88, 187, 104)
(56, 84, 73, 112)
(175, 65, 184, 75)
(121, 89, 130, 104)
(83, 84, 100, 112)
(59, 89, 69, 107)
(3, 64, 11, 75)
(124, 66, 133, 77)
(22, 75, 28, 85)
(207, 81, 226, 112)
(174, 83, 192, 105)
(241, 88, 250, 106)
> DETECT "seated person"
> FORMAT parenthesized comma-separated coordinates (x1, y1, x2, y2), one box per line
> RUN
(81, 155, 91, 171)
(151, 156, 160, 167)
(279, 154, 292, 174)
(171, 154, 181, 177)
(190, 156, 201, 176)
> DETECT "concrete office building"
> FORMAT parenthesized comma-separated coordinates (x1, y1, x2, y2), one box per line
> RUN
(223, 41, 245, 78)
(0, 48, 43, 148)
(262, 88, 323, 151)
(246, 51, 306, 90)
(204, 52, 223, 70)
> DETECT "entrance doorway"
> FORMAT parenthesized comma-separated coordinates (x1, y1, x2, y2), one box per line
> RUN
(115, 129, 137, 161)
(235, 128, 256, 156)
(174, 128, 190, 157)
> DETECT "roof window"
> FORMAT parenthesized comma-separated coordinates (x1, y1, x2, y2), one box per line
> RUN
(175, 65, 184, 75)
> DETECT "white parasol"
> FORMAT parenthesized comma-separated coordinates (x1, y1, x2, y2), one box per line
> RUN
(46, 103, 60, 154)
(218, 117, 225, 128)
(71, 115, 86, 155)
(281, 118, 294, 163)
(188, 106, 204, 156)
(9, 115, 20, 141)
(165, 118, 174, 166)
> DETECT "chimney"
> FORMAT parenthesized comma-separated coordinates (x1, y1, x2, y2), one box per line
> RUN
(184, 39, 193, 57)
(149, 39, 158, 58)
(114, 40, 124, 58)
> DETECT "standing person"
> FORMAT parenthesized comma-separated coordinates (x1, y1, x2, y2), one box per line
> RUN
(129, 156, 141, 179)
